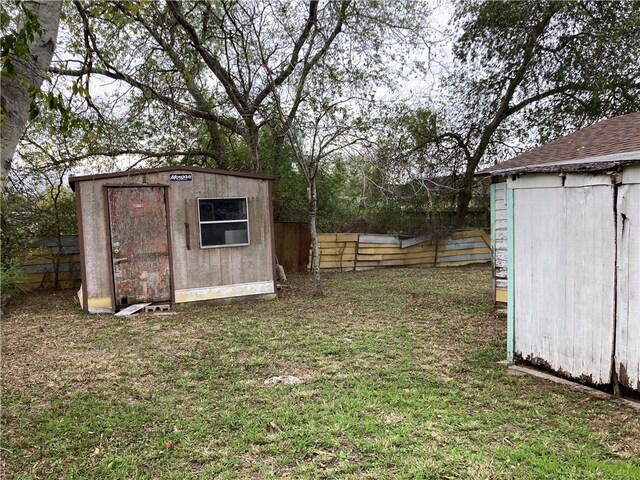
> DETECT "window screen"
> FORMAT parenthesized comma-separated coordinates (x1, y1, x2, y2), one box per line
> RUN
(198, 198, 249, 247)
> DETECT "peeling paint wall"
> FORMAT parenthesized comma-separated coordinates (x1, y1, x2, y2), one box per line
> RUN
(492, 182, 508, 304)
(507, 166, 639, 392)
(615, 165, 640, 391)
(511, 174, 615, 385)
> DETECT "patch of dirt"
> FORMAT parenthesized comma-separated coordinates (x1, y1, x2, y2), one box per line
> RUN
(263, 375, 304, 386)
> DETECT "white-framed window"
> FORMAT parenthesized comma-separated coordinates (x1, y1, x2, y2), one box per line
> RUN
(198, 197, 249, 248)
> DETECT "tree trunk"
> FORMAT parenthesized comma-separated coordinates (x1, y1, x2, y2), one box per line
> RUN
(308, 177, 323, 296)
(1, 0, 62, 185)
(273, 132, 286, 170)
(205, 121, 228, 170)
(454, 162, 478, 227)
(246, 123, 260, 173)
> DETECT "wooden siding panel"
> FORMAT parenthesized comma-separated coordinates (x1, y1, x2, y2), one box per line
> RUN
(492, 182, 509, 292)
(563, 186, 615, 383)
(508, 174, 563, 190)
(359, 234, 400, 244)
(615, 181, 640, 391)
(564, 173, 612, 188)
(496, 288, 508, 303)
(621, 164, 640, 185)
(81, 180, 112, 302)
(273, 222, 311, 273)
(513, 185, 615, 385)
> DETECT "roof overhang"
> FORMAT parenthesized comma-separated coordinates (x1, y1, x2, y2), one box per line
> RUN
(69, 166, 276, 191)
(479, 150, 640, 178)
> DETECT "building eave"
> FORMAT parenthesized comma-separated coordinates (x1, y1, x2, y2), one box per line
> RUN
(486, 151, 640, 177)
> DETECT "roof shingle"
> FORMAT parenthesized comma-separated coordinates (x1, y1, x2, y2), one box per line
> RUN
(478, 112, 640, 175)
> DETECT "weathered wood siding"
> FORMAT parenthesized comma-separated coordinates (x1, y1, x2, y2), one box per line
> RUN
(76, 170, 275, 311)
(309, 229, 491, 271)
(615, 165, 640, 391)
(511, 173, 616, 386)
(492, 182, 508, 303)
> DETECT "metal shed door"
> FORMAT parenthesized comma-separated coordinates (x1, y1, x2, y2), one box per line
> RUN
(108, 187, 171, 307)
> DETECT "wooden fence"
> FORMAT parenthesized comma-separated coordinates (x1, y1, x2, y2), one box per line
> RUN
(10, 223, 311, 291)
(310, 229, 492, 271)
(11, 236, 81, 291)
(9, 228, 489, 291)
(273, 222, 311, 273)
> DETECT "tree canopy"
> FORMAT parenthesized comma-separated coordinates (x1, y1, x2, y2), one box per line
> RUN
(403, 0, 640, 224)
(47, 0, 430, 173)
(3, 0, 640, 243)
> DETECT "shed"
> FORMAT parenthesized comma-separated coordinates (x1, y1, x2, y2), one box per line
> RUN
(70, 166, 277, 314)
(479, 112, 640, 394)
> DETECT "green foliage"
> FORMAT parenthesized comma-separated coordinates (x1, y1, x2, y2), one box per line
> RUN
(1, 168, 77, 265)
(0, 259, 24, 301)
(381, 0, 640, 225)
(1, 1, 68, 129)
(0, 1, 43, 77)
(315, 160, 360, 232)
(450, 0, 640, 145)
(344, 104, 491, 235)
(259, 128, 359, 229)
(255, 127, 305, 222)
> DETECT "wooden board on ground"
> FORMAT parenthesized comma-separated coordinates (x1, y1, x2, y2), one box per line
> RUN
(115, 303, 151, 316)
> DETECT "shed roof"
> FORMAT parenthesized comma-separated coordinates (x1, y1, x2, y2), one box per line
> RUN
(69, 165, 275, 191)
(478, 112, 640, 176)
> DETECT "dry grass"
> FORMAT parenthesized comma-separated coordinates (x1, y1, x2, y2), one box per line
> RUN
(2, 267, 639, 479)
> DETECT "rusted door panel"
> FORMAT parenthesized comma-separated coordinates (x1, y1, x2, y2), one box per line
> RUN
(108, 187, 171, 306)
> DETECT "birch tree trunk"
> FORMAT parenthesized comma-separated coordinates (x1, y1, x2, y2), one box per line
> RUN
(1, 0, 62, 184)
(308, 178, 323, 296)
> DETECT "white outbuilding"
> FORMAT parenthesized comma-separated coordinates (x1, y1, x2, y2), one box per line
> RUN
(480, 112, 640, 395)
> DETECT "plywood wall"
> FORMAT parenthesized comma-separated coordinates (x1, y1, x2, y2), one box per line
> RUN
(511, 174, 616, 386)
(309, 229, 491, 271)
(615, 165, 640, 392)
(273, 222, 311, 273)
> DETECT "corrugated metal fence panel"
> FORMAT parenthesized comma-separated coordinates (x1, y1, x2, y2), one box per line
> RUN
(615, 179, 640, 391)
(13, 236, 81, 290)
(513, 185, 615, 385)
(310, 229, 491, 271)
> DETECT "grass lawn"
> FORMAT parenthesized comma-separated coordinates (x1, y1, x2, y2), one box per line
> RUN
(2, 266, 639, 479)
